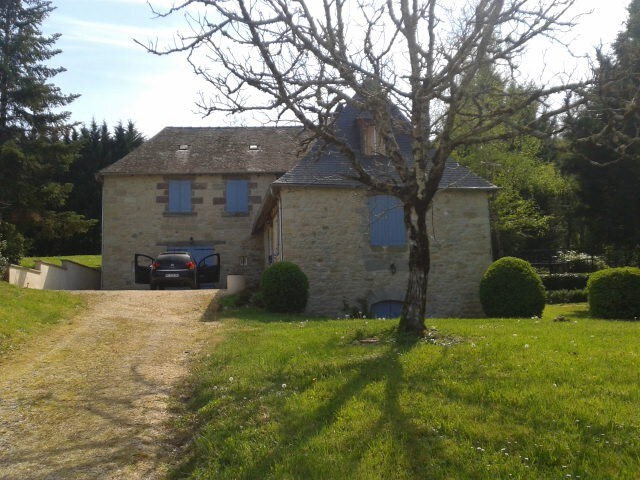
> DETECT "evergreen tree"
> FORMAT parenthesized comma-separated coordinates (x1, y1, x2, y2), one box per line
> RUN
(562, 0, 640, 265)
(0, 0, 92, 260)
(38, 120, 144, 254)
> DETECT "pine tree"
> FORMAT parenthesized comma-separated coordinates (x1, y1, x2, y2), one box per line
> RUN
(0, 0, 92, 259)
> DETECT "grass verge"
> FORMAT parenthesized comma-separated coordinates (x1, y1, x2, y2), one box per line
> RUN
(0, 282, 85, 354)
(19, 255, 102, 270)
(174, 304, 640, 479)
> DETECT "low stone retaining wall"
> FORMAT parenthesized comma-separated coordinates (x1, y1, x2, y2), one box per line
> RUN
(8, 260, 101, 290)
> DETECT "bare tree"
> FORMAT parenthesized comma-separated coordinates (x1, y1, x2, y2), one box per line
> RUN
(141, 0, 589, 334)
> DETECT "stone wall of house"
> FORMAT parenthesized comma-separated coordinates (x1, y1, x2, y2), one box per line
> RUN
(278, 187, 493, 317)
(101, 173, 277, 289)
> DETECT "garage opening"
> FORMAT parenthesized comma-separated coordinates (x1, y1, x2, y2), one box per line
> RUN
(166, 245, 218, 289)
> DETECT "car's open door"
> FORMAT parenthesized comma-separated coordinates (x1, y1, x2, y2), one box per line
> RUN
(197, 253, 221, 285)
(134, 254, 154, 284)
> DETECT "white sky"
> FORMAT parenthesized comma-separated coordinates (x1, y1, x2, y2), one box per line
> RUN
(44, 0, 632, 138)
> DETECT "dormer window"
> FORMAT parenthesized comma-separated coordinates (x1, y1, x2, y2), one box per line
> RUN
(359, 120, 386, 156)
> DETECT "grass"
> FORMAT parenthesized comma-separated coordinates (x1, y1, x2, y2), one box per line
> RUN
(174, 304, 640, 479)
(19, 254, 102, 270)
(0, 281, 85, 354)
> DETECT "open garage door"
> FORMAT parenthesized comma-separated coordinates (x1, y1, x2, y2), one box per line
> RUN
(166, 246, 220, 289)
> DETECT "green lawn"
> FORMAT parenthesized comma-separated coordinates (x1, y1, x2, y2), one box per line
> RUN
(19, 255, 101, 270)
(0, 282, 85, 354)
(175, 304, 640, 479)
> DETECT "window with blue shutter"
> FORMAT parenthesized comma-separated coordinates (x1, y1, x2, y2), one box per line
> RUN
(168, 180, 192, 213)
(226, 180, 249, 213)
(368, 195, 406, 246)
(370, 300, 403, 319)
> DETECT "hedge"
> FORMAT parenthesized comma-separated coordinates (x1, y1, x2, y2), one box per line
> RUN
(541, 273, 589, 291)
(546, 289, 588, 305)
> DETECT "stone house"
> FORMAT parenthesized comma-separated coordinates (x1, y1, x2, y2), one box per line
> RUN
(99, 126, 304, 290)
(100, 103, 495, 317)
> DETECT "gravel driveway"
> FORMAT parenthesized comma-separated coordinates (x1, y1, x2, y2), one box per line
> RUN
(0, 290, 222, 479)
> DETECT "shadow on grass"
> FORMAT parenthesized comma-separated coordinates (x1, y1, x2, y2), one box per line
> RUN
(172, 322, 487, 480)
(180, 298, 640, 478)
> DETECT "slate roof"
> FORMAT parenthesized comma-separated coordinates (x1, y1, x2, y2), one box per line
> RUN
(274, 103, 496, 190)
(100, 126, 305, 176)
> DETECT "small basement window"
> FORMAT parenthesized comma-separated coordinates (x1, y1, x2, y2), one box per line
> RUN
(370, 300, 403, 319)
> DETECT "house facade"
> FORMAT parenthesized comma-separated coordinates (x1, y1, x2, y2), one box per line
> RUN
(99, 126, 304, 290)
(100, 104, 496, 317)
(251, 103, 496, 317)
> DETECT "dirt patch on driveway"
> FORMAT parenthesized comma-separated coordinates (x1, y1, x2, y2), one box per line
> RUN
(0, 290, 222, 479)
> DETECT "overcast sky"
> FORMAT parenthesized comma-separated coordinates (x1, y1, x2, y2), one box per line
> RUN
(44, 0, 632, 138)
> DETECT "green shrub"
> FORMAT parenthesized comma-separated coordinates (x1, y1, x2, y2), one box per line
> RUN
(250, 290, 266, 308)
(479, 257, 545, 318)
(541, 273, 589, 291)
(260, 262, 309, 313)
(546, 289, 588, 305)
(588, 267, 640, 319)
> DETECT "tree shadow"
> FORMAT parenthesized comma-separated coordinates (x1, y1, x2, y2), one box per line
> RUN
(173, 329, 488, 479)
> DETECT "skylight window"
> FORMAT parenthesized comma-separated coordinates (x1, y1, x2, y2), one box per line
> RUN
(178, 144, 189, 151)
(248, 144, 260, 151)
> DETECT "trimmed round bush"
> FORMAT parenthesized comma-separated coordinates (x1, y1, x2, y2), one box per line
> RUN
(588, 267, 640, 319)
(479, 257, 545, 318)
(260, 261, 309, 313)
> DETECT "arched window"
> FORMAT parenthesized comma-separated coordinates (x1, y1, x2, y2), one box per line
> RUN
(370, 300, 403, 319)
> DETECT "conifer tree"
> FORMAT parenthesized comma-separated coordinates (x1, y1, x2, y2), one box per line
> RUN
(562, 0, 640, 265)
(0, 0, 91, 260)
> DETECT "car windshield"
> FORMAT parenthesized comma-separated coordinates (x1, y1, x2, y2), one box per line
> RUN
(157, 254, 191, 267)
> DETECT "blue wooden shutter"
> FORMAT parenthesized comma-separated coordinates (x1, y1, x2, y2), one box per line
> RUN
(169, 180, 191, 212)
(226, 180, 249, 213)
(369, 195, 405, 246)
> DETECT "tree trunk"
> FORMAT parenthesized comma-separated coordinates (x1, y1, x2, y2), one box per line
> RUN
(399, 206, 430, 335)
